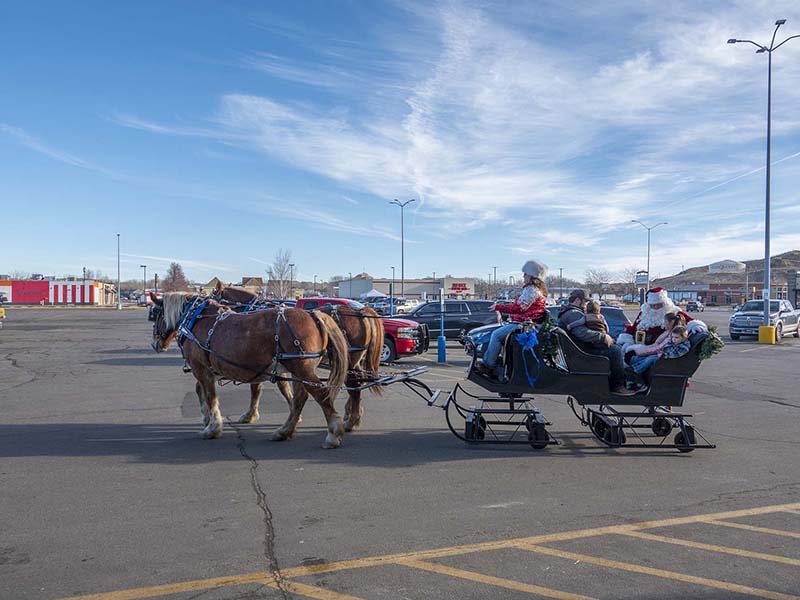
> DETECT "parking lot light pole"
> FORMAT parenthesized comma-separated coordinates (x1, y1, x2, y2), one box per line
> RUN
(631, 220, 667, 290)
(559, 267, 563, 301)
(313, 274, 317, 295)
(348, 271, 353, 300)
(116, 233, 122, 310)
(729, 19, 798, 328)
(140, 265, 147, 299)
(390, 198, 415, 297)
(390, 266, 395, 316)
(289, 263, 295, 299)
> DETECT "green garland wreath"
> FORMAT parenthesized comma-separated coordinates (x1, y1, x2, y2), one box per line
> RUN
(537, 313, 560, 365)
(698, 325, 725, 361)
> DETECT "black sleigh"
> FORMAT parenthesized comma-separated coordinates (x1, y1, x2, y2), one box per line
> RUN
(433, 324, 715, 452)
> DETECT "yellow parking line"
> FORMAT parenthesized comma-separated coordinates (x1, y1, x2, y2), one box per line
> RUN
(283, 581, 366, 600)
(56, 573, 272, 600)
(398, 559, 596, 600)
(520, 544, 800, 600)
(619, 530, 800, 566)
(58, 502, 800, 600)
(707, 520, 800, 539)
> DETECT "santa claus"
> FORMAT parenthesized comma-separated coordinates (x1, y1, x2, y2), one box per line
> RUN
(617, 287, 693, 346)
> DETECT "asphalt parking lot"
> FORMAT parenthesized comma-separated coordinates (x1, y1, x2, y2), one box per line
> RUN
(1, 307, 799, 600)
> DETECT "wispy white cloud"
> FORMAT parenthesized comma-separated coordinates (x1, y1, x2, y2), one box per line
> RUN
(1, 123, 97, 171)
(121, 253, 236, 273)
(110, 0, 800, 275)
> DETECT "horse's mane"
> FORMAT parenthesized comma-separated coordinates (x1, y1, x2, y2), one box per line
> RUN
(163, 292, 190, 330)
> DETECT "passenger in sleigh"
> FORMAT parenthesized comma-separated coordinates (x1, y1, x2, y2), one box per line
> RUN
(627, 325, 691, 388)
(481, 260, 548, 381)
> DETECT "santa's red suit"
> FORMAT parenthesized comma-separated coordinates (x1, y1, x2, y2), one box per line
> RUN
(617, 288, 693, 346)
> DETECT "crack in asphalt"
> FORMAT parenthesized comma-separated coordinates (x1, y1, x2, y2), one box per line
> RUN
(2, 352, 39, 390)
(228, 417, 291, 600)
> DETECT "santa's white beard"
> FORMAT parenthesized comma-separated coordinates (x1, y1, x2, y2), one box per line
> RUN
(638, 300, 677, 330)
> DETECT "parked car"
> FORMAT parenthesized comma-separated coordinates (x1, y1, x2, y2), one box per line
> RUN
(405, 300, 500, 341)
(394, 298, 421, 314)
(686, 300, 705, 312)
(729, 299, 800, 340)
(294, 297, 429, 362)
(464, 305, 632, 358)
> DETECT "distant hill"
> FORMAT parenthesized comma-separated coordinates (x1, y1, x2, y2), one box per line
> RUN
(652, 250, 800, 288)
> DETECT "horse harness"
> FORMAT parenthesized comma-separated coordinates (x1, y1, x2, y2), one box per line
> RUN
(325, 305, 367, 354)
(175, 298, 325, 385)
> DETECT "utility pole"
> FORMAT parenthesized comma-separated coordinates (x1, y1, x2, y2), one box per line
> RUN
(631, 220, 668, 290)
(729, 19, 798, 328)
(390, 199, 415, 297)
(116, 233, 122, 310)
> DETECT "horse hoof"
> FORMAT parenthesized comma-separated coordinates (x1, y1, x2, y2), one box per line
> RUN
(322, 434, 342, 449)
(270, 431, 290, 442)
(238, 412, 259, 424)
(344, 420, 359, 432)
(201, 428, 222, 439)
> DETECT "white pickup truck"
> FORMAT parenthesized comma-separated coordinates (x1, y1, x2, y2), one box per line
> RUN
(729, 299, 800, 339)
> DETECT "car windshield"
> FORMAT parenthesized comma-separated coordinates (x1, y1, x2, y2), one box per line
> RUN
(741, 301, 779, 312)
(347, 301, 365, 309)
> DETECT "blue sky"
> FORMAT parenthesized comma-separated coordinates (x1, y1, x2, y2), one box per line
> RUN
(2, 0, 799, 285)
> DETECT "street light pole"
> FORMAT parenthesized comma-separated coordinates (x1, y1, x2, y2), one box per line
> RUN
(390, 266, 395, 316)
(116, 233, 122, 310)
(390, 199, 415, 297)
(289, 263, 295, 299)
(348, 271, 353, 299)
(631, 220, 668, 290)
(729, 19, 798, 328)
(559, 267, 563, 301)
(140, 265, 147, 300)
(313, 274, 317, 295)
(154, 273, 158, 294)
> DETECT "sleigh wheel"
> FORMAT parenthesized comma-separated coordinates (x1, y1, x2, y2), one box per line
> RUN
(675, 426, 696, 453)
(651, 417, 672, 437)
(603, 425, 626, 446)
(528, 424, 549, 450)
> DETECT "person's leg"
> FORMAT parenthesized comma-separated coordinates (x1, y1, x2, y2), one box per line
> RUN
(631, 354, 659, 374)
(483, 323, 519, 369)
(597, 344, 626, 387)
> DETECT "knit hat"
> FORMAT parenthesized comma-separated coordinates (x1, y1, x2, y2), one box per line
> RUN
(521, 260, 548, 279)
(568, 289, 587, 302)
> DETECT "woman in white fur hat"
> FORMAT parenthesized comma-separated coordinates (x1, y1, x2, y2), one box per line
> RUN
(482, 260, 549, 379)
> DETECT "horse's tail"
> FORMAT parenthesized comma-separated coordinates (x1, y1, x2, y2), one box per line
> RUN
(311, 310, 349, 397)
(361, 306, 384, 397)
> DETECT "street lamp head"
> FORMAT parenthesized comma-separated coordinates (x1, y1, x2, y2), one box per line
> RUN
(776, 19, 786, 26)
(727, 38, 737, 44)
(756, 47, 766, 53)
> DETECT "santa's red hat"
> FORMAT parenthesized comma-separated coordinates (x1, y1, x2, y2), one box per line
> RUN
(646, 287, 669, 305)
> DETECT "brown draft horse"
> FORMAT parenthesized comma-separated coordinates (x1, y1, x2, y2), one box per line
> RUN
(215, 283, 384, 432)
(150, 292, 350, 448)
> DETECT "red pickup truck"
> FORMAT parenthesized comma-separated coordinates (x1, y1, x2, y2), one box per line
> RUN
(295, 297, 430, 362)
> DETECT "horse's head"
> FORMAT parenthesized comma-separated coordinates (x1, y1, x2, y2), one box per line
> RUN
(150, 292, 185, 352)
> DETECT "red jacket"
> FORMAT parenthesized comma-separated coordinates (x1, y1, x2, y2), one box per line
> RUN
(496, 285, 547, 323)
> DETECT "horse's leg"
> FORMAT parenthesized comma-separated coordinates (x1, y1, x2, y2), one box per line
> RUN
(271, 380, 308, 441)
(196, 380, 210, 426)
(304, 379, 344, 449)
(238, 383, 264, 423)
(343, 371, 363, 432)
(277, 379, 301, 424)
(198, 369, 224, 439)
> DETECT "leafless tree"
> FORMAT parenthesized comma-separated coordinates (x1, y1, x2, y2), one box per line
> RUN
(266, 249, 294, 298)
(11, 270, 31, 279)
(620, 266, 642, 299)
(162, 262, 190, 292)
(584, 269, 613, 299)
